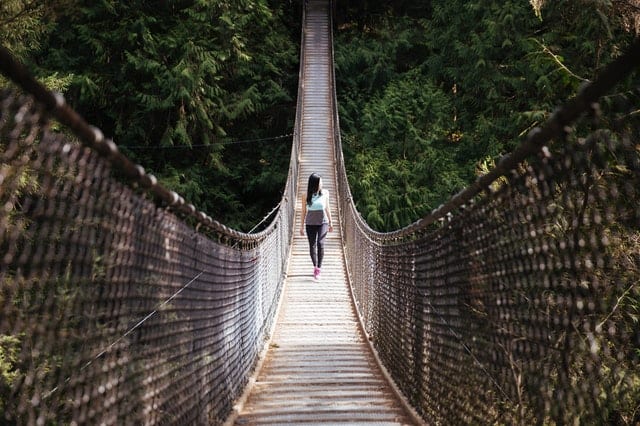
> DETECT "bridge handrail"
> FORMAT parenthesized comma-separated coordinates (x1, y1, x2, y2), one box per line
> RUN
(332, 31, 640, 424)
(0, 10, 306, 419)
(335, 37, 640, 243)
(0, 45, 287, 249)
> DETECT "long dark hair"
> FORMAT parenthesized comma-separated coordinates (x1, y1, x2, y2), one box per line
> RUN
(306, 173, 322, 206)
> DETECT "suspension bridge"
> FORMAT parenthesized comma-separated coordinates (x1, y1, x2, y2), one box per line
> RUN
(1, 0, 639, 424)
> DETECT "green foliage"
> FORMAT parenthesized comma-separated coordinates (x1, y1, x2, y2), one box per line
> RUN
(335, 0, 637, 231)
(346, 70, 466, 230)
(0, 333, 20, 417)
(0, 0, 73, 91)
(5, 0, 636, 235)
(27, 0, 298, 230)
(0, 334, 20, 387)
(39, 1, 257, 146)
(0, 0, 48, 56)
(335, 15, 423, 132)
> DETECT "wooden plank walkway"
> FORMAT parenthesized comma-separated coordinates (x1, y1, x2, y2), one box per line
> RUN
(228, 1, 417, 424)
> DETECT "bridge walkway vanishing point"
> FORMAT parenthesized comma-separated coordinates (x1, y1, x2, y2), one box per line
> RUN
(2, 0, 640, 424)
(228, 1, 417, 425)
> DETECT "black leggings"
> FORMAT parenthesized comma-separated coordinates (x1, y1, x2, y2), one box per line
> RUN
(305, 223, 328, 268)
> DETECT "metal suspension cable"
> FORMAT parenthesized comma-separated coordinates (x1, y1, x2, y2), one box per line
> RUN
(425, 301, 513, 405)
(124, 133, 294, 149)
(43, 271, 204, 399)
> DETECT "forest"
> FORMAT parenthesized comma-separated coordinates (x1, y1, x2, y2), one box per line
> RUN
(0, 0, 638, 232)
(1, 1, 640, 423)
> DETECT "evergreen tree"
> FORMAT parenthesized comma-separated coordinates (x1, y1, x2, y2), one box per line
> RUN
(335, 0, 637, 231)
(32, 0, 298, 229)
(0, 0, 73, 91)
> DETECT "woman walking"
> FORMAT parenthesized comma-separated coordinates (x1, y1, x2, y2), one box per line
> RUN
(300, 173, 333, 280)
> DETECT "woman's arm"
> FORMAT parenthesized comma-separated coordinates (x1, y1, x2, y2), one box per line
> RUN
(325, 193, 333, 232)
(300, 197, 307, 235)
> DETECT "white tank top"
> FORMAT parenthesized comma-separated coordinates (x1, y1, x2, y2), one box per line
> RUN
(305, 191, 329, 225)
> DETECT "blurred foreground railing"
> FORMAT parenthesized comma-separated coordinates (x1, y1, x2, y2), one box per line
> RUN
(0, 44, 299, 424)
(333, 36, 640, 424)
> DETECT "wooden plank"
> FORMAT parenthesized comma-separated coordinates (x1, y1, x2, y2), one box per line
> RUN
(229, 1, 417, 424)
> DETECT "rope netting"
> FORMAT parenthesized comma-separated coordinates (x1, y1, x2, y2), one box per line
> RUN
(2, 7, 639, 424)
(0, 44, 300, 424)
(334, 39, 640, 424)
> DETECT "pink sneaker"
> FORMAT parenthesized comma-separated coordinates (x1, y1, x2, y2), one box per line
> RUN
(313, 267, 320, 280)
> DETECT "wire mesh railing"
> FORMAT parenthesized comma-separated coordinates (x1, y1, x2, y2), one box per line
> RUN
(0, 43, 300, 424)
(333, 35, 640, 424)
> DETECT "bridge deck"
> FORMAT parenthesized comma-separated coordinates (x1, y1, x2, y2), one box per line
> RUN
(230, 1, 415, 424)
